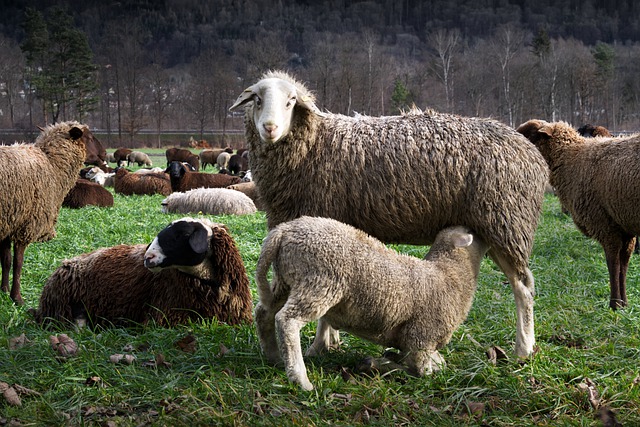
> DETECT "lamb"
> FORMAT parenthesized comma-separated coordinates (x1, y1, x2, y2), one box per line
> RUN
(0, 121, 96, 304)
(161, 188, 257, 215)
(255, 216, 489, 390)
(33, 217, 253, 327)
(200, 147, 232, 170)
(127, 151, 153, 167)
(133, 167, 165, 175)
(167, 161, 241, 193)
(230, 70, 549, 358)
(216, 151, 231, 171)
(63, 179, 114, 208)
(113, 148, 133, 167)
(114, 167, 172, 196)
(517, 119, 640, 310)
(85, 166, 115, 187)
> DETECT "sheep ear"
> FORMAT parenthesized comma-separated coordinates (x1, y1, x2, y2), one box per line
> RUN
(538, 124, 554, 137)
(69, 126, 83, 140)
(188, 227, 210, 254)
(229, 86, 256, 111)
(297, 94, 319, 113)
(453, 233, 474, 248)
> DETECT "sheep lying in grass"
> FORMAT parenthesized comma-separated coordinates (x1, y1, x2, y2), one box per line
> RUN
(227, 181, 263, 210)
(85, 166, 115, 187)
(161, 188, 257, 215)
(34, 218, 253, 327)
(230, 70, 548, 358)
(167, 161, 241, 193)
(63, 179, 114, 208)
(114, 168, 172, 196)
(255, 216, 489, 390)
(517, 119, 640, 310)
(0, 121, 98, 304)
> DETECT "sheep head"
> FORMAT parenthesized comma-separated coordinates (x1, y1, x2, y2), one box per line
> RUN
(517, 119, 587, 168)
(229, 70, 320, 144)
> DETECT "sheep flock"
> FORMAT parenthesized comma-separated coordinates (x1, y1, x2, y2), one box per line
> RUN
(4, 69, 636, 395)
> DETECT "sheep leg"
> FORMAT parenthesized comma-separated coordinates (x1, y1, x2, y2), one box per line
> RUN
(254, 302, 283, 364)
(0, 238, 10, 293)
(617, 236, 635, 308)
(489, 250, 535, 358)
(275, 306, 314, 391)
(10, 242, 26, 305)
(604, 238, 629, 310)
(306, 318, 340, 356)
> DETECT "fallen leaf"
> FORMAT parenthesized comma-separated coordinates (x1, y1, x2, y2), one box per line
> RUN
(466, 401, 485, 417)
(143, 353, 171, 368)
(218, 343, 229, 357)
(486, 346, 508, 365)
(577, 378, 600, 409)
(175, 334, 197, 353)
(84, 376, 105, 387)
(49, 334, 78, 358)
(0, 382, 21, 407)
(109, 354, 136, 365)
(9, 333, 31, 350)
(12, 384, 40, 396)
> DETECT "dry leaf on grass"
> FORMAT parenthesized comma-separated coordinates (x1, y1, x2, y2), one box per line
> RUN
(49, 334, 78, 358)
(486, 346, 508, 365)
(142, 353, 171, 368)
(108, 354, 136, 364)
(174, 334, 197, 353)
(577, 377, 601, 409)
(9, 333, 31, 350)
(0, 382, 22, 407)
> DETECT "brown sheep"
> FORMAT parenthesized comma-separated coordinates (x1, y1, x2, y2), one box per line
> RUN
(33, 218, 253, 327)
(114, 168, 172, 196)
(200, 147, 232, 170)
(577, 123, 612, 137)
(0, 121, 95, 305)
(63, 179, 114, 208)
(166, 147, 199, 171)
(113, 148, 133, 167)
(167, 161, 241, 193)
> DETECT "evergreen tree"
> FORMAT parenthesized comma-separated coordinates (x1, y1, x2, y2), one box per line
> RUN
(20, 6, 98, 124)
(391, 78, 411, 113)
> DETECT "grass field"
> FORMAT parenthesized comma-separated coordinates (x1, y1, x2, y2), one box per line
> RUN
(1, 188, 639, 426)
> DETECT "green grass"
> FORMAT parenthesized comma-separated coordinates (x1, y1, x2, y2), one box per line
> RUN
(1, 194, 640, 426)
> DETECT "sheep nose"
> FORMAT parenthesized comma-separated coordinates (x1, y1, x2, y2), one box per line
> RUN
(263, 123, 278, 136)
(144, 254, 158, 268)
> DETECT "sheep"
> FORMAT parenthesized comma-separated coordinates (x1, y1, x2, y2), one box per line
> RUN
(85, 166, 115, 187)
(63, 179, 114, 209)
(216, 151, 231, 171)
(167, 161, 241, 193)
(577, 123, 612, 137)
(133, 167, 165, 175)
(82, 132, 108, 171)
(517, 119, 640, 310)
(33, 217, 253, 327)
(227, 181, 263, 210)
(166, 147, 199, 171)
(0, 121, 96, 305)
(114, 167, 172, 196)
(127, 151, 153, 167)
(254, 216, 489, 390)
(200, 147, 232, 170)
(161, 188, 257, 215)
(230, 70, 549, 358)
(113, 148, 133, 167)
(106, 152, 116, 164)
(228, 153, 249, 175)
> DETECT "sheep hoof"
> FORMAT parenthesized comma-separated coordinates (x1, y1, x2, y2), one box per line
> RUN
(429, 351, 446, 371)
(609, 299, 627, 310)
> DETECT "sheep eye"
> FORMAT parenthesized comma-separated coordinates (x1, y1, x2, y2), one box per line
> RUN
(286, 97, 296, 108)
(253, 95, 262, 108)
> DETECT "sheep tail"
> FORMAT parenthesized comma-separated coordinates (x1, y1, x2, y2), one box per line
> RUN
(255, 227, 284, 308)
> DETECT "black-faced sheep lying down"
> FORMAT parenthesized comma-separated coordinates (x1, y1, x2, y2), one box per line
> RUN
(1, 121, 100, 304)
(161, 188, 257, 215)
(231, 70, 548, 358)
(34, 218, 253, 327)
(254, 216, 489, 391)
(167, 161, 241, 193)
(63, 179, 114, 208)
(517, 119, 640, 310)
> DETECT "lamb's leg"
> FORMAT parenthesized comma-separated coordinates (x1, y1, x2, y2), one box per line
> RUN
(306, 318, 340, 356)
(0, 238, 10, 293)
(275, 306, 314, 391)
(10, 242, 26, 305)
(254, 302, 282, 364)
(489, 250, 535, 358)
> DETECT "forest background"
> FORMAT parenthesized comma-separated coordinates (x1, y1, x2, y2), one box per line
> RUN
(0, 0, 639, 148)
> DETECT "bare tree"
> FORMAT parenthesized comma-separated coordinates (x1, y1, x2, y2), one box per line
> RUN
(427, 28, 460, 112)
(490, 24, 526, 127)
(0, 35, 25, 128)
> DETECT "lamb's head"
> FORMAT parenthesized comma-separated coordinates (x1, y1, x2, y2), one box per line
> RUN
(144, 217, 224, 280)
(427, 226, 489, 264)
(229, 70, 320, 144)
(516, 119, 584, 162)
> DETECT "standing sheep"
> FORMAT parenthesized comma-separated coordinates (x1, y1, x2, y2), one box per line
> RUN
(161, 188, 257, 215)
(34, 218, 253, 327)
(255, 216, 489, 390)
(0, 121, 96, 304)
(113, 148, 133, 167)
(166, 147, 199, 171)
(200, 147, 232, 170)
(517, 119, 640, 310)
(167, 161, 241, 193)
(216, 151, 231, 171)
(230, 70, 548, 358)
(127, 151, 153, 167)
(228, 153, 249, 175)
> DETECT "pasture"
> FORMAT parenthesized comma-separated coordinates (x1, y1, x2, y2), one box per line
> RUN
(1, 184, 639, 425)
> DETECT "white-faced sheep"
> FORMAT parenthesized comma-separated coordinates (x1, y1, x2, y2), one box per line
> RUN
(33, 218, 253, 327)
(200, 147, 232, 170)
(0, 121, 97, 304)
(167, 161, 241, 193)
(133, 167, 165, 175)
(85, 166, 115, 187)
(127, 151, 153, 167)
(255, 216, 489, 390)
(114, 168, 172, 196)
(63, 179, 114, 209)
(161, 188, 257, 215)
(517, 119, 640, 310)
(230, 70, 549, 358)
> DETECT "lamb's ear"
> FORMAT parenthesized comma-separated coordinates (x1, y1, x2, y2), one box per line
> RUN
(188, 227, 210, 254)
(453, 233, 474, 248)
(69, 126, 83, 140)
(229, 86, 256, 111)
